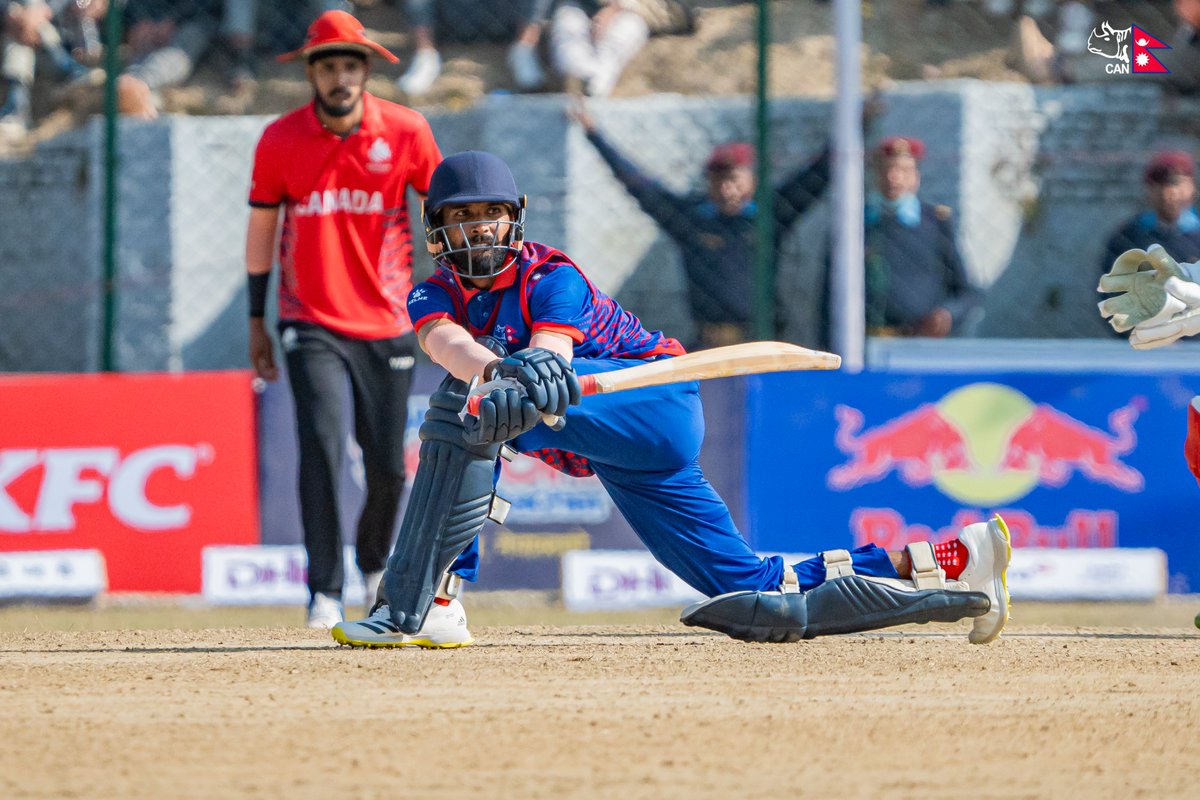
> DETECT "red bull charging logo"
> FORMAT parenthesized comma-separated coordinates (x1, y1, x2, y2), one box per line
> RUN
(827, 383, 1145, 506)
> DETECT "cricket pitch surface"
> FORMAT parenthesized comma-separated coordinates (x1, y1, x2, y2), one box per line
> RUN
(2, 598, 1198, 799)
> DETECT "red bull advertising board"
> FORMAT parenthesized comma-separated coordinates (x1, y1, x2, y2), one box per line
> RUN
(746, 372, 1200, 593)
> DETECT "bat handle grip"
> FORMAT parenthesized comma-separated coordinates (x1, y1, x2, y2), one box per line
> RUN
(465, 373, 599, 417)
(462, 392, 564, 430)
(466, 393, 483, 417)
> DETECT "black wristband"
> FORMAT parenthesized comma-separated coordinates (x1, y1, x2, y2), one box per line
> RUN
(248, 272, 269, 318)
(483, 359, 502, 382)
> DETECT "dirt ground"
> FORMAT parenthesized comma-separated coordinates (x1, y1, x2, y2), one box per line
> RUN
(2, 598, 1198, 799)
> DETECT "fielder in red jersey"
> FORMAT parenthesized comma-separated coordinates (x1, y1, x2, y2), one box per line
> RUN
(244, 10, 441, 629)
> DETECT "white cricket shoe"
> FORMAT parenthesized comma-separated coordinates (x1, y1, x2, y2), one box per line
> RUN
(508, 42, 545, 90)
(396, 48, 441, 96)
(331, 599, 473, 649)
(954, 515, 1012, 644)
(306, 592, 344, 630)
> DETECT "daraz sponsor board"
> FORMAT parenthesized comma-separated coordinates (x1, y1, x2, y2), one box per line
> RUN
(747, 372, 1200, 593)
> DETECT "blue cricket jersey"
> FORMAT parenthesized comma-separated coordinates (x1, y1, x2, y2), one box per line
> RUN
(407, 242, 685, 360)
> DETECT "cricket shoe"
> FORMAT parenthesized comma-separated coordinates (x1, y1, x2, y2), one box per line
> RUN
(307, 592, 344, 630)
(951, 514, 1012, 644)
(331, 599, 473, 649)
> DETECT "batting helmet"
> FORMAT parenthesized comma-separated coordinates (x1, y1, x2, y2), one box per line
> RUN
(423, 151, 526, 280)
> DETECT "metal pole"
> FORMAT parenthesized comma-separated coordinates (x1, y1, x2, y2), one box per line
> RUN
(831, 0, 865, 370)
(101, 4, 123, 372)
(752, 0, 774, 341)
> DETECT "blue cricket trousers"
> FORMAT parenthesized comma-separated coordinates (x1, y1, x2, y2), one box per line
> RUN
(451, 357, 897, 596)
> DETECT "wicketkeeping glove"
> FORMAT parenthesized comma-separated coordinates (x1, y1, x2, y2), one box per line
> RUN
(491, 348, 582, 418)
(1097, 244, 1196, 333)
(462, 383, 542, 445)
(1128, 273, 1200, 349)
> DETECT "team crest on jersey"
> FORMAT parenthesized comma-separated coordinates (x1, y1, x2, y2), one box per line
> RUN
(494, 324, 520, 347)
(367, 137, 393, 173)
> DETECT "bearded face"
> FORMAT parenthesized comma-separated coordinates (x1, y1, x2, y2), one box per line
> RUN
(427, 201, 524, 283)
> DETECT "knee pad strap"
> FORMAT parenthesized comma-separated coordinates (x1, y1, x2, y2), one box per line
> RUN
(822, 549, 856, 581)
(904, 542, 947, 590)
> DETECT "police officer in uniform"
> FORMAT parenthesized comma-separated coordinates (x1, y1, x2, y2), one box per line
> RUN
(860, 136, 978, 338)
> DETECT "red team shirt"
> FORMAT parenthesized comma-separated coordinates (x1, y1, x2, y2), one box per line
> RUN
(248, 93, 442, 339)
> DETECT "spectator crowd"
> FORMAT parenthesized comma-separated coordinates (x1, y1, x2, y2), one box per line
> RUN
(0, 0, 696, 140)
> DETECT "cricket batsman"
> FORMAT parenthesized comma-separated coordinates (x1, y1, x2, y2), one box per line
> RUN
(1098, 244, 1200, 485)
(332, 151, 1012, 649)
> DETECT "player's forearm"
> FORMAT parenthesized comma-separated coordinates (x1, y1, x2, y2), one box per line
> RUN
(246, 208, 279, 319)
(420, 321, 501, 383)
(245, 207, 279, 275)
(530, 330, 574, 363)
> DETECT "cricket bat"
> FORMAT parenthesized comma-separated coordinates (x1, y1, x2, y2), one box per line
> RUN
(465, 341, 841, 417)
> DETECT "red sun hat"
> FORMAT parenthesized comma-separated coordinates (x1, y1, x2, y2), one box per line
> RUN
(278, 10, 399, 64)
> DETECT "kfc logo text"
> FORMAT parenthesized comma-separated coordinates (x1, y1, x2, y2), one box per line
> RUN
(0, 445, 214, 532)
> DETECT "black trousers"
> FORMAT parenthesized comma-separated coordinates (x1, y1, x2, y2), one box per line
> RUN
(280, 321, 415, 599)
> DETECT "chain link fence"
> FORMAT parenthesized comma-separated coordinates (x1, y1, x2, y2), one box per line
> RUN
(3, 0, 1200, 372)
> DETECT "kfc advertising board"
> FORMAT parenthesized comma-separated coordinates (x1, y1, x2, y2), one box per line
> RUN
(0, 372, 259, 592)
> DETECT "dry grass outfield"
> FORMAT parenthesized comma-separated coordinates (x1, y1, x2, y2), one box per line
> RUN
(1, 597, 1198, 799)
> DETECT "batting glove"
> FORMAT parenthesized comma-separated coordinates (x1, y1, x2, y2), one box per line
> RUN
(463, 383, 542, 445)
(490, 348, 582, 418)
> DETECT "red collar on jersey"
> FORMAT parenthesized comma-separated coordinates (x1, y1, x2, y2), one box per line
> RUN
(452, 256, 519, 302)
